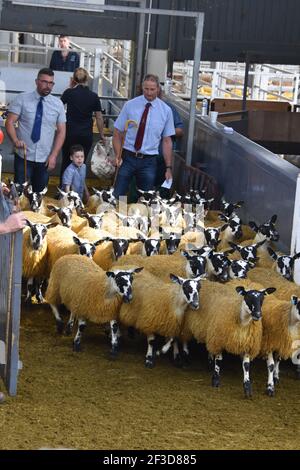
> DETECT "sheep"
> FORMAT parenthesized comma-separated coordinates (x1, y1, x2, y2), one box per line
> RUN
(45, 225, 83, 277)
(267, 247, 300, 281)
(118, 269, 203, 367)
(220, 199, 244, 217)
(22, 219, 55, 303)
(259, 294, 300, 396)
(45, 254, 143, 354)
(249, 214, 279, 251)
(179, 281, 276, 397)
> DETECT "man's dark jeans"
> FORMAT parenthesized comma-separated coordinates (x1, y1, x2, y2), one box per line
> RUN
(14, 153, 49, 192)
(113, 151, 157, 199)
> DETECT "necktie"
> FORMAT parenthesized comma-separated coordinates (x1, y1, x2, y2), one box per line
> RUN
(134, 102, 151, 151)
(31, 97, 44, 143)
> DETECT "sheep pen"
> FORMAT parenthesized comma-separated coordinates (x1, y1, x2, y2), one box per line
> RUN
(0, 297, 300, 450)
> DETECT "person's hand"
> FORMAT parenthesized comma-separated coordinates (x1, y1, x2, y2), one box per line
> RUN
(99, 135, 106, 144)
(2, 212, 26, 234)
(165, 168, 172, 180)
(1, 183, 10, 195)
(45, 154, 57, 171)
(14, 139, 26, 149)
(114, 157, 123, 168)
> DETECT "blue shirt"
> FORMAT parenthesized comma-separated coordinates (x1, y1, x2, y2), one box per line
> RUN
(62, 162, 86, 199)
(114, 95, 175, 155)
(9, 90, 66, 163)
(49, 50, 80, 72)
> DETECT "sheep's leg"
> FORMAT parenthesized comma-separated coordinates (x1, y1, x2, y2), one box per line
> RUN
(110, 320, 120, 357)
(242, 354, 252, 398)
(35, 279, 44, 303)
(73, 318, 86, 352)
(172, 339, 182, 367)
(182, 341, 190, 365)
(145, 334, 156, 368)
(274, 352, 281, 385)
(25, 278, 35, 303)
(65, 313, 75, 336)
(49, 304, 64, 334)
(208, 352, 214, 371)
(266, 352, 275, 396)
(212, 353, 222, 387)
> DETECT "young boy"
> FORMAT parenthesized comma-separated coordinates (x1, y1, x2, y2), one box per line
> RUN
(62, 144, 90, 202)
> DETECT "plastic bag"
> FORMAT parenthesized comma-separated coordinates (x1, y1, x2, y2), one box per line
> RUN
(91, 137, 115, 178)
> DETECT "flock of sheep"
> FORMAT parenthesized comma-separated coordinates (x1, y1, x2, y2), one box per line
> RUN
(16, 181, 300, 398)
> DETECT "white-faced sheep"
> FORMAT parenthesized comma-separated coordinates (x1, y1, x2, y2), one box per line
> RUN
(22, 219, 55, 302)
(179, 281, 276, 397)
(118, 269, 203, 367)
(45, 254, 143, 354)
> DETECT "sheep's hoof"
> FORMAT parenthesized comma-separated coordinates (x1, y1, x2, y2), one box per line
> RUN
(56, 320, 64, 335)
(212, 374, 220, 388)
(109, 346, 119, 359)
(73, 341, 81, 352)
(266, 387, 275, 397)
(24, 297, 32, 306)
(145, 357, 155, 368)
(65, 324, 73, 336)
(127, 327, 135, 339)
(243, 381, 252, 398)
(173, 354, 183, 368)
(182, 351, 190, 367)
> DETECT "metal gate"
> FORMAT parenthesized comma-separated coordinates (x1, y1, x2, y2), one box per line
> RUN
(0, 179, 23, 396)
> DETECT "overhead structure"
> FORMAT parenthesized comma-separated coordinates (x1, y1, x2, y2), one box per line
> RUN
(5, 0, 204, 165)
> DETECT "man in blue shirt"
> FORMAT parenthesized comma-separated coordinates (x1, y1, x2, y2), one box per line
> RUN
(112, 74, 175, 198)
(49, 35, 80, 72)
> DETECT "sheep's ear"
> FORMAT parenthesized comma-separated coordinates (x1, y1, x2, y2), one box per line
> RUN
(221, 223, 229, 232)
(218, 213, 227, 222)
(257, 239, 266, 247)
(181, 250, 190, 259)
(264, 287, 276, 296)
(293, 252, 300, 261)
(25, 219, 33, 228)
(236, 201, 244, 207)
(228, 241, 238, 251)
(57, 187, 66, 196)
(106, 271, 115, 278)
(248, 221, 258, 232)
(47, 204, 58, 212)
(133, 267, 144, 274)
(93, 239, 103, 247)
(170, 274, 183, 285)
(73, 236, 81, 246)
(267, 247, 277, 261)
(291, 295, 298, 305)
(45, 222, 57, 229)
(40, 187, 48, 195)
(236, 286, 246, 296)
(270, 215, 277, 224)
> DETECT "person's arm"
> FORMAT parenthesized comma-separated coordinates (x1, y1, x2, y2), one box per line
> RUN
(95, 111, 105, 141)
(5, 112, 26, 149)
(0, 212, 26, 234)
(162, 136, 173, 181)
(46, 122, 66, 171)
(112, 128, 125, 167)
(175, 127, 184, 138)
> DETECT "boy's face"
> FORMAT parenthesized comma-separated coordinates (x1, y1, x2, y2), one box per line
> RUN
(70, 151, 84, 167)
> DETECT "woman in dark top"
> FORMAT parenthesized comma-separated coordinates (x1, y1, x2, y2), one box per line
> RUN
(60, 67, 105, 182)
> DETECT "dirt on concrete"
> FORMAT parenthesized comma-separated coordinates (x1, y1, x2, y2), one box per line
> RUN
(0, 301, 300, 450)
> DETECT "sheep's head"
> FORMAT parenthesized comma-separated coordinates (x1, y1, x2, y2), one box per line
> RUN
(170, 274, 205, 310)
(236, 286, 276, 321)
(106, 267, 144, 303)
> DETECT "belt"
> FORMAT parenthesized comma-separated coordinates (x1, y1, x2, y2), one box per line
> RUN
(123, 149, 157, 159)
